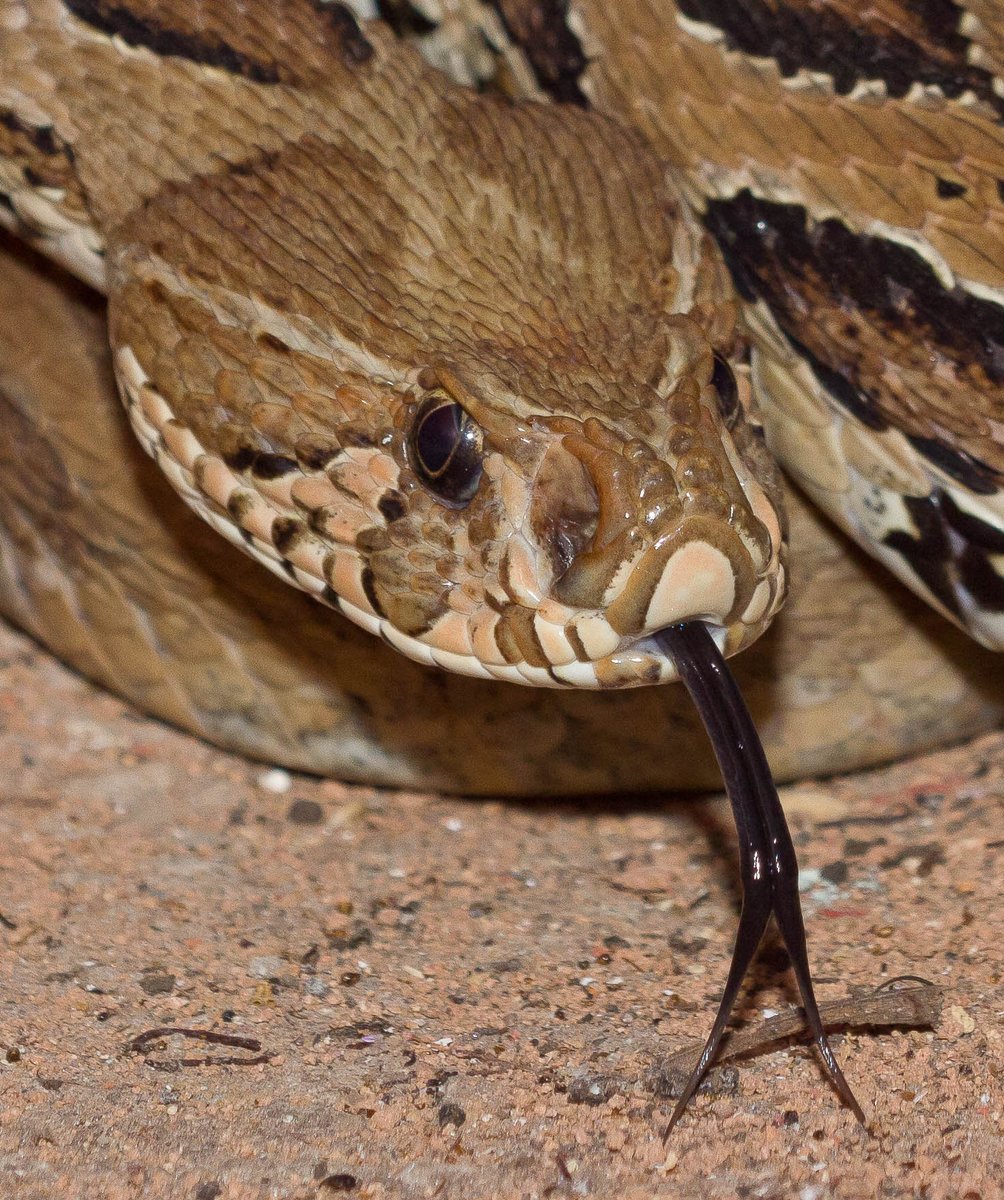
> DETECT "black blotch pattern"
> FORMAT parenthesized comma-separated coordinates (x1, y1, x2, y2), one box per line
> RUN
(705, 191, 1004, 387)
(704, 190, 1004, 496)
(906, 436, 997, 496)
(884, 490, 1004, 617)
(677, 0, 1001, 115)
(224, 446, 257, 472)
(252, 453, 299, 480)
(959, 546, 1004, 610)
(360, 566, 386, 618)
(311, 0, 374, 65)
(62, 0, 282, 82)
(377, 491, 406, 523)
(936, 177, 967, 199)
(942, 490, 1004, 552)
(883, 493, 962, 617)
(321, 584, 342, 610)
(710, 354, 740, 428)
(271, 517, 302, 556)
(486, 1, 589, 106)
(1, 111, 74, 159)
(374, 0, 437, 37)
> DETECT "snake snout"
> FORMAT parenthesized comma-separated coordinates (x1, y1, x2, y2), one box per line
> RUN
(517, 413, 787, 685)
(541, 428, 743, 632)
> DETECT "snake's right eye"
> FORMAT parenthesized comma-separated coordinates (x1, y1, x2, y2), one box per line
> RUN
(408, 395, 484, 507)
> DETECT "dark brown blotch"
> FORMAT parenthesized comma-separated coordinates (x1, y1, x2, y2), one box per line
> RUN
(373, 0, 437, 37)
(312, 0, 374, 65)
(705, 190, 1004, 468)
(0, 110, 79, 195)
(710, 354, 740, 429)
(224, 446, 257, 472)
(296, 439, 342, 472)
(320, 584, 342, 611)
(226, 490, 256, 526)
(360, 566, 387, 618)
(62, 0, 283, 83)
(255, 331, 292, 354)
(272, 516, 305, 556)
(935, 177, 967, 199)
(677, 0, 1001, 116)
(377, 490, 407, 523)
(0, 112, 69, 158)
(253, 452, 299, 480)
(487, 0, 589, 106)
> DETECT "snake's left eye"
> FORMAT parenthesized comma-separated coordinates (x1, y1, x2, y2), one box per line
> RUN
(408, 395, 484, 506)
(711, 354, 739, 429)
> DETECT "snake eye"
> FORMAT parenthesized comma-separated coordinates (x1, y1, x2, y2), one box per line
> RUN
(711, 354, 739, 429)
(408, 395, 484, 506)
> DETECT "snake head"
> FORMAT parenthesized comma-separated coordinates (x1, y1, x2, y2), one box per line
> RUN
(106, 87, 785, 688)
(362, 345, 786, 687)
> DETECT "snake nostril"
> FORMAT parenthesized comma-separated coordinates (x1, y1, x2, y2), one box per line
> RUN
(529, 442, 600, 582)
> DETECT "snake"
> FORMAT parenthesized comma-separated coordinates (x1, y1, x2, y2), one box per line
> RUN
(2, 0, 1004, 1125)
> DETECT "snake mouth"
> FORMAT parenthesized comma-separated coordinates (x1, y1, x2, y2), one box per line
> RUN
(633, 618, 729, 663)
(525, 601, 747, 689)
(549, 619, 733, 689)
(655, 621, 866, 1134)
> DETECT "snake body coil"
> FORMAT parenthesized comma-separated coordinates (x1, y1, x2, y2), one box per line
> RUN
(0, 0, 1002, 789)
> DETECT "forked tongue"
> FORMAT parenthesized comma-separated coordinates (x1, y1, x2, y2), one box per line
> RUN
(655, 622, 867, 1136)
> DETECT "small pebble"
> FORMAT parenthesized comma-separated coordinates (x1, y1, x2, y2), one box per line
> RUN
(287, 798, 323, 825)
(257, 767, 293, 794)
(249, 955, 284, 979)
(947, 1004, 976, 1034)
(797, 867, 822, 892)
(139, 971, 176, 996)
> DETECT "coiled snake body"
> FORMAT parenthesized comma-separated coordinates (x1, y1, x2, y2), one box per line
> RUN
(1, 1, 1003, 788)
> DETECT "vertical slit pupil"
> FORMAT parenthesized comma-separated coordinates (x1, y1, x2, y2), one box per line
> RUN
(418, 404, 464, 476)
(410, 399, 484, 505)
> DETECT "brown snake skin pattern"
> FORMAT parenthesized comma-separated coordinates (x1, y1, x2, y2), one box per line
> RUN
(0, 0, 1003, 789)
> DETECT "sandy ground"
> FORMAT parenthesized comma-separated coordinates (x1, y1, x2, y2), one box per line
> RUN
(0, 615, 1002, 1200)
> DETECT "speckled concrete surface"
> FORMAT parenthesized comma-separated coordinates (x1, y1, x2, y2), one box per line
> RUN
(1, 615, 1002, 1199)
